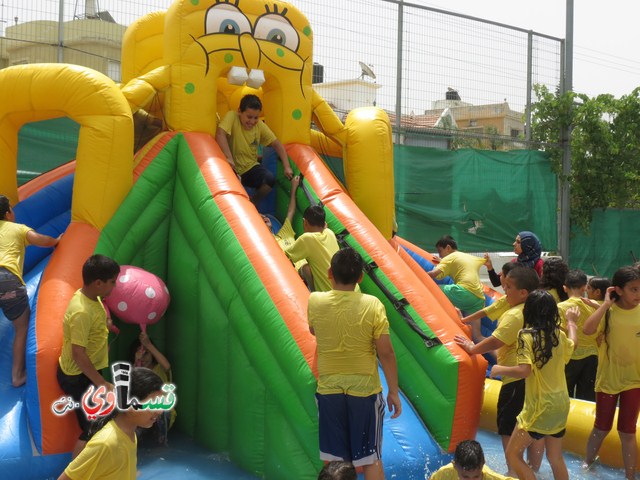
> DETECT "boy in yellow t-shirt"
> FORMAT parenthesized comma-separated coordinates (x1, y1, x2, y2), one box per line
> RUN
(308, 247, 401, 480)
(557, 269, 599, 401)
(57, 254, 120, 458)
(0, 195, 60, 386)
(429, 439, 515, 479)
(428, 235, 487, 314)
(215, 94, 293, 206)
(454, 267, 540, 477)
(285, 205, 339, 292)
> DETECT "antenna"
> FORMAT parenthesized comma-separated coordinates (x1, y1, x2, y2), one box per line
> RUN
(358, 61, 376, 81)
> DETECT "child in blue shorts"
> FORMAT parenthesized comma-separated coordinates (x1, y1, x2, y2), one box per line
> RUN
(308, 247, 401, 479)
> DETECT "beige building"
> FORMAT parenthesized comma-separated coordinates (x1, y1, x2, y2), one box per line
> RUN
(0, 14, 125, 81)
(425, 92, 526, 145)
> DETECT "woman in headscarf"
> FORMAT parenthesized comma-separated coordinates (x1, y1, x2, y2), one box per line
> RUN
(514, 231, 543, 277)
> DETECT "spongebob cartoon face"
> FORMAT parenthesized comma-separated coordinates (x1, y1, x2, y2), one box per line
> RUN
(133, 0, 314, 144)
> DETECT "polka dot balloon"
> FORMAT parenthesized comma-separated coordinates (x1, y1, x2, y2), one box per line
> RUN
(103, 265, 170, 332)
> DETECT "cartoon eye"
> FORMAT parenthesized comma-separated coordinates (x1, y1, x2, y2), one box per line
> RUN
(253, 14, 299, 51)
(205, 3, 251, 35)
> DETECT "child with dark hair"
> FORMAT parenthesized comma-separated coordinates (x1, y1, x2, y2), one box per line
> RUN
(57, 254, 120, 458)
(430, 439, 514, 479)
(557, 269, 599, 401)
(285, 205, 339, 292)
(461, 262, 520, 345)
(308, 247, 401, 480)
(455, 266, 540, 476)
(215, 94, 293, 205)
(490, 290, 577, 480)
(428, 235, 487, 314)
(131, 331, 176, 446)
(586, 276, 610, 302)
(318, 461, 357, 480)
(540, 257, 569, 302)
(57, 367, 165, 480)
(0, 194, 60, 386)
(583, 266, 640, 479)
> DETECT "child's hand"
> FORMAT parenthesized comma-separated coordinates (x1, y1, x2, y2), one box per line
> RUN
(291, 175, 300, 189)
(489, 366, 503, 379)
(454, 334, 474, 354)
(455, 307, 463, 320)
(565, 306, 580, 323)
(139, 332, 152, 348)
(483, 252, 493, 270)
(580, 297, 600, 309)
(283, 164, 294, 180)
(603, 286, 616, 306)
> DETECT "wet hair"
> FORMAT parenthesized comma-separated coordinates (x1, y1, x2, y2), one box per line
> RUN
(453, 439, 485, 471)
(317, 461, 357, 480)
(540, 257, 569, 301)
(435, 235, 457, 250)
(602, 266, 640, 358)
(506, 265, 539, 292)
(239, 94, 262, 112)
(303, 205, 326, 228)
(0, 195, 10, 219)
(331, 248, 363, 285)
(82, 254, 120, 285)
(501, 260, 520, 276)
(87, 367, 164, 440)
(519, 290, 560, 369)
(564, 269, 587, 290)
(587, 276, 610, 300)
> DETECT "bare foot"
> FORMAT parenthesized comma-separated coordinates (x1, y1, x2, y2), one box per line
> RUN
(12, 372, 26, 387)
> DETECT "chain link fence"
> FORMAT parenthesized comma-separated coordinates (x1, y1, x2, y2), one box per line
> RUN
(0, 0, 563, 150)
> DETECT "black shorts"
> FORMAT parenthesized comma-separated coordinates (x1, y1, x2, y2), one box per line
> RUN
(497, 379, 525, 436)
(57, 365, 94, 441)
(529, 428, 566, 440)
(241, 164, 275, 189)
(0, 267, 29, 321)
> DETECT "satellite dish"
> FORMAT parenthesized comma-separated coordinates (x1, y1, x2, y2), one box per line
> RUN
(358, 61, 376, 80)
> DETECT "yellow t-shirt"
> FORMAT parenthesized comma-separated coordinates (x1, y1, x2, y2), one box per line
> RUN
(436, 251, 486, 300)
(595, 303, 640, 394)
(558, 296, 598, 359)
(516, 330, 574, 434)
(59, 290, 109, 376)
(492, 304, 525, 385)
(218, 110, 277, 175)
(274, 218, 307, 270)
(547, 288, 561, 303)
(430, 463, 514, 479)
(308, 290, 389, 396)
(64, 419, 136, 480)
(0, 221, 33, 283)
(285, 229, 339, 292)
(483, 295, 510, 321)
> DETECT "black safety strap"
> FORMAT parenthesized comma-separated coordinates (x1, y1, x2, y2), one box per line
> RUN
(336, 229, 441, 349)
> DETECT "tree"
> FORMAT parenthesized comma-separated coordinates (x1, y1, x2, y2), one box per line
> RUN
(531, 84, 640, 231)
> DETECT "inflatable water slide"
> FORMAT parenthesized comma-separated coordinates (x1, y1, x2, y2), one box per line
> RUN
(0, 0, 492, 478)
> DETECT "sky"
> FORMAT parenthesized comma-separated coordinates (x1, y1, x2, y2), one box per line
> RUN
(2, 0, 639, 100)
(419, 0, 640, 99)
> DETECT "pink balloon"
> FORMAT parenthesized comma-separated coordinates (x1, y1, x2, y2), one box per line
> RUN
(103, 265, 170, 329)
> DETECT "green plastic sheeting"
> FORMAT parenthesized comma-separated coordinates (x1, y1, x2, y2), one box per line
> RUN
(570, 209, 640, 278)
(95, 134, 321, 479)
(18, 118, 79, 184)
(394, 146, 558, 253)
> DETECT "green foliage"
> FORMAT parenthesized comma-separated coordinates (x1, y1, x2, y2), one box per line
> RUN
(531, 84, 640, 230)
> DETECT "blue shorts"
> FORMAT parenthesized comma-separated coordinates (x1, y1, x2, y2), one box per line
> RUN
(241, 164, 275, 189)
(316, 392, 385, 467)
(0, 267, 29, 321)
